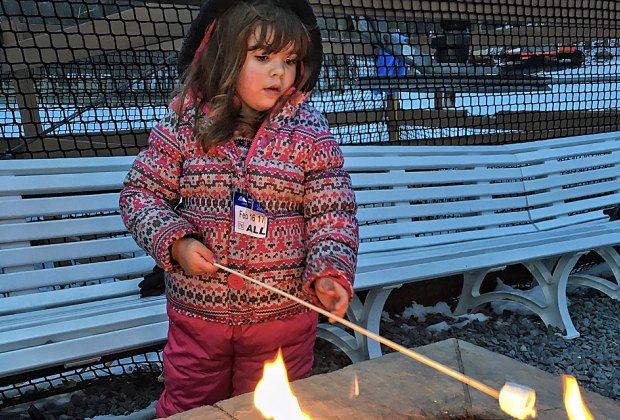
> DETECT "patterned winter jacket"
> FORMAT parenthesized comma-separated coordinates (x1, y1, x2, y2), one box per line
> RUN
(119, 92, 359, 324)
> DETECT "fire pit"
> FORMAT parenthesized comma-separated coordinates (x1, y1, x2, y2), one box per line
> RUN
(167, 338, 619, 419)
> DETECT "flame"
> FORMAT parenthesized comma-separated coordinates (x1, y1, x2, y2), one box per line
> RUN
(254, 349, 311, 420)
(563, 375, 593, 420)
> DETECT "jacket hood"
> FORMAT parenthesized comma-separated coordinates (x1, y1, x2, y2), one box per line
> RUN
(177, 0, 323, 93)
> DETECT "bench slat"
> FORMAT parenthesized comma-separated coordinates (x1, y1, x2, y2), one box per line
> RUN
(0, 279, 142, 317)
(525, 180, 620, 208)
(520, 151, 620, 178)
(0, 322, 168, 378)
(529, 193, 620, 222)
(0, 236, 142, 268)
(0, 299, 166, 351)
(0, 256, 155, 293)
(0, 172, 126, 195)
(354, 182, 525, 206)
(355, 229, 620, 290)
(358, 223, 537, 254)
(0, 193, 121, 219)
(344, 154, 519, 171)
(516, 141, 620, 164)
(357, 196, 530, 223)
(523, 166, 620, 192)
(349, 166, 525, 188)
(0, 156, 134, 176)
(340, 145, 514, 157)
(359, 210, 531, 240)
(502, 132, 620, 153)
(1, 215, 126, 243)
(357, 220, 615, 273)
(0, 294, 148, 332)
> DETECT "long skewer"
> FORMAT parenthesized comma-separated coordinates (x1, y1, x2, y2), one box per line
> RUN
(214, 263, 500, 399)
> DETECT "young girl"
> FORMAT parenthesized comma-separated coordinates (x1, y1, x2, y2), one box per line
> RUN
(119, 0, 358, 416)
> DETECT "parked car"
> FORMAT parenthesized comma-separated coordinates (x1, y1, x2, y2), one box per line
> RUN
(499, 45, 584, 68)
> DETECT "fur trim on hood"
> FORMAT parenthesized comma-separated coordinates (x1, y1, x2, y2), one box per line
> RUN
(177, 0, 323, 92)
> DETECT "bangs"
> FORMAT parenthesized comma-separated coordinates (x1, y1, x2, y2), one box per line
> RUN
(248, 17, 310, 58)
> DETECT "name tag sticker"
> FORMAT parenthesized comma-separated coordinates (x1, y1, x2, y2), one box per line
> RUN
(233, 191, 268, 238)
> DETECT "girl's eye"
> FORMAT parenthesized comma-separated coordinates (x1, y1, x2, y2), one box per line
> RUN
(255, 55, 269, 62)
(285, 58, 297, 65)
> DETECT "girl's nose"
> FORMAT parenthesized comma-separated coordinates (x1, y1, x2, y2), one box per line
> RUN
(271, 60, 285, 77)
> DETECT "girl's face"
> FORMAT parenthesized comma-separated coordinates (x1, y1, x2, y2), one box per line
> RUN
(236, 27, 298, 116)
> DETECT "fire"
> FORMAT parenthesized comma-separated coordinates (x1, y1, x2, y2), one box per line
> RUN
(563, 375, 593, 420)
(254, 349, 311, 420)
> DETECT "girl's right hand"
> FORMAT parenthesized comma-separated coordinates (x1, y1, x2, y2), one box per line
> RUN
(171, 237, 219, 276)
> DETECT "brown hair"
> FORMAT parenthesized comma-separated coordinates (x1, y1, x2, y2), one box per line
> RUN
(175, 0, 312, 152)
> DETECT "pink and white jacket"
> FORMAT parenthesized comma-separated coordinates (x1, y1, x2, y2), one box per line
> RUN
(119, 91, 359, 324)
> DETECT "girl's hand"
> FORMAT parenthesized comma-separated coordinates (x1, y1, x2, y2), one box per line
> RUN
(315, 277, 349, 323)
(171, 237, 219, 276)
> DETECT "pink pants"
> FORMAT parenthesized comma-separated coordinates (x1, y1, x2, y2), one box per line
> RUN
(156, 304, 318, 418)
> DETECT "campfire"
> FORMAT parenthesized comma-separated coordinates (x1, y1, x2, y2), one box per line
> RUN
(252, 355, 595, 420)
(213, 264, 597, 420)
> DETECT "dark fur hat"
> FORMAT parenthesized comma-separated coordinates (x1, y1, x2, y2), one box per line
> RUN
(177, 0, 323, 92)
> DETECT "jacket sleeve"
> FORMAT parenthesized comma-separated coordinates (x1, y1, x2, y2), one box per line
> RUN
(301, 113, 359, 305)
(119, 111, 200, 270)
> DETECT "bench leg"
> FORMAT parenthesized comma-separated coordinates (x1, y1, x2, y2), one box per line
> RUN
(569, 247, 620, 299)
(453, 266, 505, 316)
(316, 284, 401, 363)
(524, 253, 584, 339)
(454, 254, 585, 339)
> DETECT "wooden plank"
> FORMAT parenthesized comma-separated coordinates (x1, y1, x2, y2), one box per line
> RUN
(0, 157, 133, 175)
(344, 153, 519, 170)
(358, 223, 536, 254)
(529, 193, 620, 221)
(0, 172, 127, 195)
(519, 151, 620, 178)
(0, 294, 152, 331)
(0, 256, 154, 293)
(0, 279, 141, 317)
(1, 215, 127, 243)
(524, 169, 620, 196)
(0, 236, 142, 268)
(0, 302, 166, 353)
(0, 322, 168, 378)
(516, 137, 620, 162)
(0, 193, 121, 219)
(349, 166, 524, 187)
(359, 209, 531, 239)
(356, 196, 529, 222)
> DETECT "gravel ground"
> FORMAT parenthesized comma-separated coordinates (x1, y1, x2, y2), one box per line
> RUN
(3, 286, 619, 419)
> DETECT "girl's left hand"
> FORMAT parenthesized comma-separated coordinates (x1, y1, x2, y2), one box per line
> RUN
(315, 277, 349, 323)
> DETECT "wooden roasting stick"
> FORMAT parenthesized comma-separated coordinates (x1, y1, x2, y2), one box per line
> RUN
(214, 263, 537, 419)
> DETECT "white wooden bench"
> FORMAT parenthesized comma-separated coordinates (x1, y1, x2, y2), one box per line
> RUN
(321, 131, 620, 361)
(2, 133, 620, 389)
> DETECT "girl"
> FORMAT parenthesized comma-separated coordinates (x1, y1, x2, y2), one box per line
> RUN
(119, 0, 358, 416)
